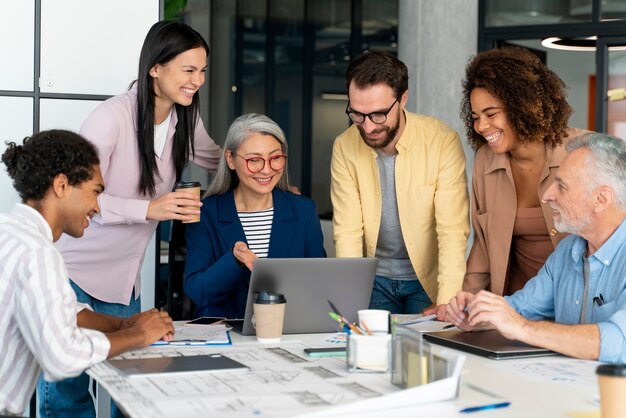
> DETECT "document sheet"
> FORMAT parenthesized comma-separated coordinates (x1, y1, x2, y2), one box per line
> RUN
(89, 341, 461, 417)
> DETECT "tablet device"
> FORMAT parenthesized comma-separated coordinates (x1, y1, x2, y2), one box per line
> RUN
(423, 329, 557, 360)
(107, 354, 248, 377)
(186, 316, 226, 325)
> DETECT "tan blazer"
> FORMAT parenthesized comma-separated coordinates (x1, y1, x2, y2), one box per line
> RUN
(463, 128, 586, 295)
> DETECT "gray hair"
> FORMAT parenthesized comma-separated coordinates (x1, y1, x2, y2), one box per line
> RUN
(204, 113, 291, 197)
(567, 133, 626, 209)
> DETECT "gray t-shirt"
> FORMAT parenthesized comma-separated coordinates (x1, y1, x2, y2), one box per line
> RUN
(374, 151, 416, 279)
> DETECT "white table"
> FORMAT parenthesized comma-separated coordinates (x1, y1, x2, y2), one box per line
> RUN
(90, 331, 601, 417)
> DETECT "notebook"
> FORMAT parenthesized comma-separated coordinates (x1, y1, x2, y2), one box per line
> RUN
(233, 257, 378, 335)
(423, 329, 557, 360)
(107, 354, 248, 377)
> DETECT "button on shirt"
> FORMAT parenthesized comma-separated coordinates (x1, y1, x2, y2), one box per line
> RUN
(506, 218, 626, 363)
(0, 204, 110, 415)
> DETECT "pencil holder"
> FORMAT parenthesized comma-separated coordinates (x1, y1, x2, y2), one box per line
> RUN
(346, 333, 391, 373)
(391, 325, 448, 388)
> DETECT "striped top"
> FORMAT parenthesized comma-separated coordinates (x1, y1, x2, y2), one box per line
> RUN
(0, 204, 110, 415)
(238, 208, 274, 258)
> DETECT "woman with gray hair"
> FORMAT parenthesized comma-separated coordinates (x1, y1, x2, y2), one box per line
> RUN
(184, 114, 326, 318)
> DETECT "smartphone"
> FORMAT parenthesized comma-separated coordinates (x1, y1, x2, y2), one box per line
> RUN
(185, 317, 226, 326)
(303, 347, 347, 357)
(222, 319, 244, 333)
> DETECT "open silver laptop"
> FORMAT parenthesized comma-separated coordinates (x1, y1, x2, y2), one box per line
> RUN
(423, 329, 557, 360)
(231, 258, 378, 335)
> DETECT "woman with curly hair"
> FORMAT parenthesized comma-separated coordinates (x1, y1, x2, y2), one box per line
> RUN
(461, 47, 587, 296)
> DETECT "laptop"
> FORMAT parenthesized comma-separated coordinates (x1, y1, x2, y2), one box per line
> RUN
(423, 329, 557, 360)
(107, 354, 248, 378)
(231, 257, 378, 335)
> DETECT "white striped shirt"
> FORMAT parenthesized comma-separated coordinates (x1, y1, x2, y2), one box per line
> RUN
(0, 204, 110, 415)
(238, 208, 274, 258)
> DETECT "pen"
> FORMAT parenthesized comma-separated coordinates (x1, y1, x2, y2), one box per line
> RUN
(168, 339, 208, 346)
(459, 401, 511, 413)
(328, 310, 363, 335)
(328, 312, 351, 334)
(344, 320, 363, 335)
(360, 319, 373, 336)
(328, 300, 344, 318)
(594, 294, 605, 307)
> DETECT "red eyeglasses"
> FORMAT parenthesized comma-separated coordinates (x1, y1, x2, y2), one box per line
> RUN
(232, 153, 287, 173)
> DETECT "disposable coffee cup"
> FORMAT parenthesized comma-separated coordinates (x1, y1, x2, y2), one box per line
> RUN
(358, 309, 391, 334)
(597, 364, 626, 418)
(252, 291, 286, 343)
(174, 181, 201, 223)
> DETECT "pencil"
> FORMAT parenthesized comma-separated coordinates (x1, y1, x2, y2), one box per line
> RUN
(360, 319, 373, 336)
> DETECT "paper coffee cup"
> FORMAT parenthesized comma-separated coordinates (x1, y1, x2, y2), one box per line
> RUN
(174, 181, 201, 223)
(358, 309, 391, 334)
(252, 292, 286, 343)
(597, 364, 626, 418)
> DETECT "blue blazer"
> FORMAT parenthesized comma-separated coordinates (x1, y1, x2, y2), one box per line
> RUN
(184, 188, 327, 318)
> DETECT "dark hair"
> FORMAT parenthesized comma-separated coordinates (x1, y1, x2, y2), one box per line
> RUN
(136, 20, 210, 195)
(461, 47, 573, 151)
(1, 129, 99, 202)
(346, 51, 408, 99)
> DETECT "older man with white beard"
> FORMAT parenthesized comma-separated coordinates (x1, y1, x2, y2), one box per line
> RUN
(447, 133, 626, 363)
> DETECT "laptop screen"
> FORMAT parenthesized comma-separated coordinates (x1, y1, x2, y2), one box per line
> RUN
(237, 258, 378, 335)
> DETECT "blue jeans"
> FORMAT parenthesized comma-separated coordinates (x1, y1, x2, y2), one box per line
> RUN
(368, 275, 432, 314)
(38, 280, 140, 418)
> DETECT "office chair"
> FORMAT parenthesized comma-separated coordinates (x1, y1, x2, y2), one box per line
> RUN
(166, 219, 196, 320)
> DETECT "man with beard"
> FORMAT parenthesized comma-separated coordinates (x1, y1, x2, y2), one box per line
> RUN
(330, 51, 469, 316)
(447, 133, 626, 363)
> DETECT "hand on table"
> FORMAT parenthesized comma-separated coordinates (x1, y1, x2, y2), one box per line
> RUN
(127, 308, 175, 346)
(422, 303, 448, 321)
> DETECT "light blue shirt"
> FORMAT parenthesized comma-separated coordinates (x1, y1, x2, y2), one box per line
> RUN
(506, 218, 626, 363)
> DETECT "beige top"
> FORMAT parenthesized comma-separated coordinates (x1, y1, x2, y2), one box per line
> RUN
(507, 206, 553, 295)
(464, 128, 587, 296)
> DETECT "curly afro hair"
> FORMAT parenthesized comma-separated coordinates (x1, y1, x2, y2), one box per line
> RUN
(461, 47, 573, 151)
(1, 129, 100, 202)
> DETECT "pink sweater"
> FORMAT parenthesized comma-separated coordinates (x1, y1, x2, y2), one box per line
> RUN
(56, 85, 221, 304)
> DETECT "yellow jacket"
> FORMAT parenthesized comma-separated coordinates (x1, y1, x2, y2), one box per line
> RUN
(330, 111, 469, 304)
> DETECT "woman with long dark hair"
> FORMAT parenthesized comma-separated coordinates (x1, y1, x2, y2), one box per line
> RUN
(39, 20, 221, 417)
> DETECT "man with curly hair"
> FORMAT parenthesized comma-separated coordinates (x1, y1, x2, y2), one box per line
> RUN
(331, 51, 469, 317)
(461, 47, 588, 297)
(448, 133, 626, 363)
(0, 130, 174, 415)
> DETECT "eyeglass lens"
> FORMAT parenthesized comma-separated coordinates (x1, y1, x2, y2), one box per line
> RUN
(245, 155, 287, 172)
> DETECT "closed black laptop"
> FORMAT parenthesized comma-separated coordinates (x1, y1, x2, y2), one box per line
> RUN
(423, 329, 557, 360)
(107, 354, 248, 377)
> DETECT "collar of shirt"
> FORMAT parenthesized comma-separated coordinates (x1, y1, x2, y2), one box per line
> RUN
(570, 217, 626, 267)
(11, 203, 54, 242)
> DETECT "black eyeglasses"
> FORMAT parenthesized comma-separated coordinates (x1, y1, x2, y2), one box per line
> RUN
(233, 153, 287, 173)
(345, 98, 398, 124)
